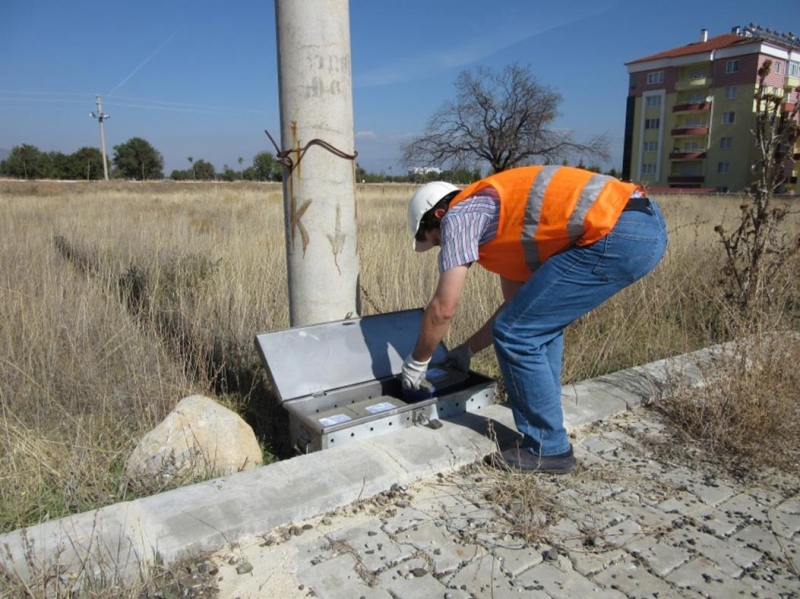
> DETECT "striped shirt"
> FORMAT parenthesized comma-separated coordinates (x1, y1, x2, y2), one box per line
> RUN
(438, 188, 500, 273)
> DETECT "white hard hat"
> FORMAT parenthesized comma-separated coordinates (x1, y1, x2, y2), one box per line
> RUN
(407, 181, 459, 252)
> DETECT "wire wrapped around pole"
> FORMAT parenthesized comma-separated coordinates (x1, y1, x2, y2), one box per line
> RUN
(265, 129, 358, 174)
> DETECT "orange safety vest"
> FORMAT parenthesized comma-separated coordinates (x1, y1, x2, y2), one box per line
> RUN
(449, 166, 640, 281)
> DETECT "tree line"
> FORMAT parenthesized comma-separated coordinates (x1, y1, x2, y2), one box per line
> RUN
(0, 138, 285, 182)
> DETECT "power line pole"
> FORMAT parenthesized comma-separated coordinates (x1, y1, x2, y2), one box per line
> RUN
(275, 0, 360, 327)
(89, 95, 110, 180)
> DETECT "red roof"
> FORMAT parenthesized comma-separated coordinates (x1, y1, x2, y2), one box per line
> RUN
(626, 33, 758, 65)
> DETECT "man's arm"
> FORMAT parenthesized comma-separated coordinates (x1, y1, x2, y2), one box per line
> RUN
(411, 265, 469, 361)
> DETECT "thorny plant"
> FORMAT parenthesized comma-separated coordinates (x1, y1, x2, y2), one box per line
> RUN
(715, 60, 800, 312)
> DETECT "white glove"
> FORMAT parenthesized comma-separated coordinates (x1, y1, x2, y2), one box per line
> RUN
(442, 344, 473, 373)
(401, 354, 430, 390)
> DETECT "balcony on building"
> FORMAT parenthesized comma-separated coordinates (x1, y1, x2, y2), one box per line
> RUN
(671, 126, 709, 137)
(669, 150, 707, 160)
(673, 102, 712, 113)
(675, 76, 713, 91)
(667, 175, 705, 184)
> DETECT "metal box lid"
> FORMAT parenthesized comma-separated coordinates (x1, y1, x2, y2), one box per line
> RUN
(254, 309, 449, 404)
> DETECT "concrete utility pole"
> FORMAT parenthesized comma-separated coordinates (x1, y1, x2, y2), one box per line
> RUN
(89, 95, 110, 180)
(275, 0, 361, 327)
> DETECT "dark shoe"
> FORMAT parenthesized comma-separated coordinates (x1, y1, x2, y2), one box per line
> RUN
(486, 446, 576, 474)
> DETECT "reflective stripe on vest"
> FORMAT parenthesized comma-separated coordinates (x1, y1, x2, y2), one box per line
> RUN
(450, 166, 638, 281)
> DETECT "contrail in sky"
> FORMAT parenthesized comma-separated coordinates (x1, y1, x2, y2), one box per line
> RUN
(107, 29, 179, 97)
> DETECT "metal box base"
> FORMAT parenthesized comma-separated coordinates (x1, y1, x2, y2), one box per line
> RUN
(286, 372, 495, 453)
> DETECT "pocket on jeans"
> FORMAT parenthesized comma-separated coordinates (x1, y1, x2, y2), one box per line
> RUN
(591, 230, 664, 283)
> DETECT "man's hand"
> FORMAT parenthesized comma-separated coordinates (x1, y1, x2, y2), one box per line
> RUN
(443, 344, 473, 373)
(401, 354, 430, 390)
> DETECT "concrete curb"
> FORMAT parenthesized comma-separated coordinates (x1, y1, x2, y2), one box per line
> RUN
(0, 343, 723, 586)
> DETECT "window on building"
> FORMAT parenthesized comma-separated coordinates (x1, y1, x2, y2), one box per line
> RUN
(645, 95, 662, 107)
(646, 71, 664, 84)
(725, 86, 738, 99)
(790, 61, 800, 77)
(645, 118, 660, 129)
(629, 74, 637, 89)
(641, 164, 657, 175)
(689, 70, 706, 80)
(725, 60, 740, 74)
(684, 141, 702, 151)
(722, 111, 735, 124)
(719, 136, 733, 150)
(775, 61, 782, 74)
(643, 141, 658, 152)
(717, 162, 730, 174)
(688, 93, 706, 103)
(686, 116, 704, 127)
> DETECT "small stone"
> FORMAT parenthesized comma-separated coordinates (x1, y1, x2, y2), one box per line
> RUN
(290, 526, 304, 536)
(236, 562, 253, 575)
(410, 567, 427, 577)
(543, 548, 558, 562)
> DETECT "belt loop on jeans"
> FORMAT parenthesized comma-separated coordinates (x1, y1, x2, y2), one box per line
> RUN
(623, 196, 651, 214)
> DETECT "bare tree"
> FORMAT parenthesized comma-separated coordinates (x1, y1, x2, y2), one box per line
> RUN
(401, 63, 610, 174)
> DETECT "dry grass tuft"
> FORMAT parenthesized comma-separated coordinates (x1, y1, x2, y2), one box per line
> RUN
(654, 330, 800, 474)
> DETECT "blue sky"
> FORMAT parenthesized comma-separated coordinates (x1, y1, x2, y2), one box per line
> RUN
(1, 1, 797, 176)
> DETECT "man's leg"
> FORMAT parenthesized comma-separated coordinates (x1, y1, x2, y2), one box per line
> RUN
(493, 203, 668, 461)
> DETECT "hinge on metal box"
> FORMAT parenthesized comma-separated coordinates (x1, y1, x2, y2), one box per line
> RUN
(413, 409, 443, 430)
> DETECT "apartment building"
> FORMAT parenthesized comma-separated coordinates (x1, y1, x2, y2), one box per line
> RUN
(623, 24, 800, 193)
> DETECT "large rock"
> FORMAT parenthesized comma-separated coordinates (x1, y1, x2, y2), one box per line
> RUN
(126, 395, 263, 487)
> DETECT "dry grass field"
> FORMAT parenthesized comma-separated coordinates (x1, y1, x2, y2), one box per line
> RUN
(0, 179, 798, 538)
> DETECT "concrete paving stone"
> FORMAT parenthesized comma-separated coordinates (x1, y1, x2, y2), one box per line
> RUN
(571, 443, 610, 469)
(377, 556, 452, 598)
(595, 499, 677, 530)
(580, 435, 623, 458)
(490, 542, 545, 577)
(690, 505, 744, 538)
(592, 555, 688, 598)
(441, 507, 500, 534)
(715, 492, 772, 524)
(395, 520, 456, 553)
(732, 523, 789, 557)
(397, 523, 486, 575)
(327, 521, 416, 573)
(296, 552, 392, 599)
(569, 547, 627, 577)
(736, 565, 800, 598)
(380, 505, 439, 535)
(656, 491, 705, 516)
(770, 497, 800, 540)
(428, 538, 488, 576)
(603, 518, 644, 548)
(665, 555, 771, 598)
(685, 480, 737, 507)
(625, 536, 692, 577)
(662, 525, 762, 578)
(443, 553, 526, 599)
(564, 480, 628, 505)
(516, 555, 627, 599)
(748, 486, 796, 508)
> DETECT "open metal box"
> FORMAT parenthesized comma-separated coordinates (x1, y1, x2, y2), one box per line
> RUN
(254, 309, 496, 453)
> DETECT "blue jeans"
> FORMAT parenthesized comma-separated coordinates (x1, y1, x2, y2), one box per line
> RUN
(492, 199, 668, 456)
